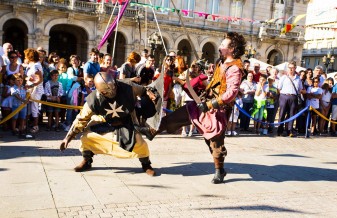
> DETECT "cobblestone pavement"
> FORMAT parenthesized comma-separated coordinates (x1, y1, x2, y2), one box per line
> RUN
(1, 130, 337, 217)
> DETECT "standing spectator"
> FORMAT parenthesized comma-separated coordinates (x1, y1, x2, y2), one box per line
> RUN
(241, 59, 250, 81)
(251, 75, 268, 134)
(266, 77, 278, 133)
(119, 51, 141, 83)
(136, 49, 149, 68)
(38, 50, 50, 84)
(80, 75, 95, 106)
(136, 55, 155, 86)
(227, 93, 243, 136)
(172, 55, 187, 107)
(47, 52, 60, 71)
(269, 68, 280, 128)
(296, 70, 308, 134)
(83, 48, 100, 81)
(239, 72, 256, 131)
(330, 80, 337, 136)
(100, 54, 118, 79)
(24, 48, 44, 134)
(252, 63, 262, 83)
(306, 77, 322, 135)
(5, 51, 24, 79)
(67, 54, 83, 83)
(313, 65, 325, 87)
(57, 58, 71, 124)
(10, 73, 27, 136)
(319, 79, 333, 134)
(44, 70, 63, 132)
(277, 61, 305, 137)
(2, 43, 22, 65)
(1, 75, 15, 131)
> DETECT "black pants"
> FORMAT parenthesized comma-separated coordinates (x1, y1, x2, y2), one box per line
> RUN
(277, 94, 297, 134)
(240, 102, 253, 130)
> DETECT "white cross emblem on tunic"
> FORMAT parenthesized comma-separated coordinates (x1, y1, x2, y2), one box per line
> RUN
(105, 102, 124, 118)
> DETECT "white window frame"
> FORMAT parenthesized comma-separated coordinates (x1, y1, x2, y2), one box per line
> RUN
(182, 0, 195, 18)
(208, 0, 220, 15)
(230, 0, 243, 24)
(153, 0, 170, 14)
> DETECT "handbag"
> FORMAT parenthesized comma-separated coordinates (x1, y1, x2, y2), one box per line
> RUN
(287, 76, 303, 106)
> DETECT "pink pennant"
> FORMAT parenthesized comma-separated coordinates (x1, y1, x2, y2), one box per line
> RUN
(181, 10, 190, 16)
(211, 15, 220, 21)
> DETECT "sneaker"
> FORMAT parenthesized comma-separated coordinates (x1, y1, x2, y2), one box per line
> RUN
(232, 131, 238, 136)
(30, 126, 39, 134)
(188, 131, 193, 137)
(181, 131, 187, 137)
(262, 129, 268, 135)
(227, 131, 232, 136)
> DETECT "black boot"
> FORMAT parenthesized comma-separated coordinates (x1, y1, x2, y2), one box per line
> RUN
(211, 168, 227, 184)
(74, 151, 94, 172)
(139, 157, 156, 176)
(134, 125, 156, 141)
(212, 156, 226, 184)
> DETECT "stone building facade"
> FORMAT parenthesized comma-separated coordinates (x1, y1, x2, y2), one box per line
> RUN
(302, 0, 337, 73)
(0, 0, 308, 68)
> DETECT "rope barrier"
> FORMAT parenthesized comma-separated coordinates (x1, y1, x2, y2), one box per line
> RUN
(235, 102, 309, 126)
(309, 106, 337, 124)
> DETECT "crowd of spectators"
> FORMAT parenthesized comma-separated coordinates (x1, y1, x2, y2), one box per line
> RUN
(0, 42, 337, 139)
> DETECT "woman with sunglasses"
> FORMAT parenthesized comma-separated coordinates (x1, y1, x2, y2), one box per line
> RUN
(5, 51, 24, 80)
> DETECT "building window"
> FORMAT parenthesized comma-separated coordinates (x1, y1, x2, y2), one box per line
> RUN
(230, 0, 243, 24)
(208, 0, 220, 15)
(315, 58, 320, 66)
(154, 0, 170, 8)
(273, 0, 285, 23)
(182, 0, 195, 17)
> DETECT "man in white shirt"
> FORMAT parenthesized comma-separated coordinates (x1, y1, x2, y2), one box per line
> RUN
(2, 43, 22, 65)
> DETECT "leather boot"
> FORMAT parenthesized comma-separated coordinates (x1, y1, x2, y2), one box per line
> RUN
(135, 125, 157, 141)
(74, 151, 94, 172)
(139, 157, 156, 176)
(211, 157, 226, 184)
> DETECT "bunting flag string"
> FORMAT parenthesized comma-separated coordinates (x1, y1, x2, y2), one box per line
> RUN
(129, 2, 337, 33)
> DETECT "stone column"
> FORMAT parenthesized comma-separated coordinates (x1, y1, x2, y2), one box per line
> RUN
(0, 31, 4, 45)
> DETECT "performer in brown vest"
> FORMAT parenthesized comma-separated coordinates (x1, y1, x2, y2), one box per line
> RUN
(143, 32, 246, 184)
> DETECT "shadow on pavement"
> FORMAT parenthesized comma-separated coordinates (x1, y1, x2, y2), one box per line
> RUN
(199, 205, 306, 214)
(157, 162, 337, 182)
(0, 145, 81, 160)
(267, 154, 311, 158)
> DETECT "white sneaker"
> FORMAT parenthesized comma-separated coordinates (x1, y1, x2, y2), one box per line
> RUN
(188, 131, 193, 137)
(232, 131, 238, 136)
(227, 131, 232, 136)
(181, 131, 187, 137)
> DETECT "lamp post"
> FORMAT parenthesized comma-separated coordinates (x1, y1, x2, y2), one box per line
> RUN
(245, 46, 256, 59)
(322, 51, 335, 74)
(147, 32, 162, 56)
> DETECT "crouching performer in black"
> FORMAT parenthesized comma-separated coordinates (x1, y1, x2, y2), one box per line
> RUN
(60, 71, 155, 176)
